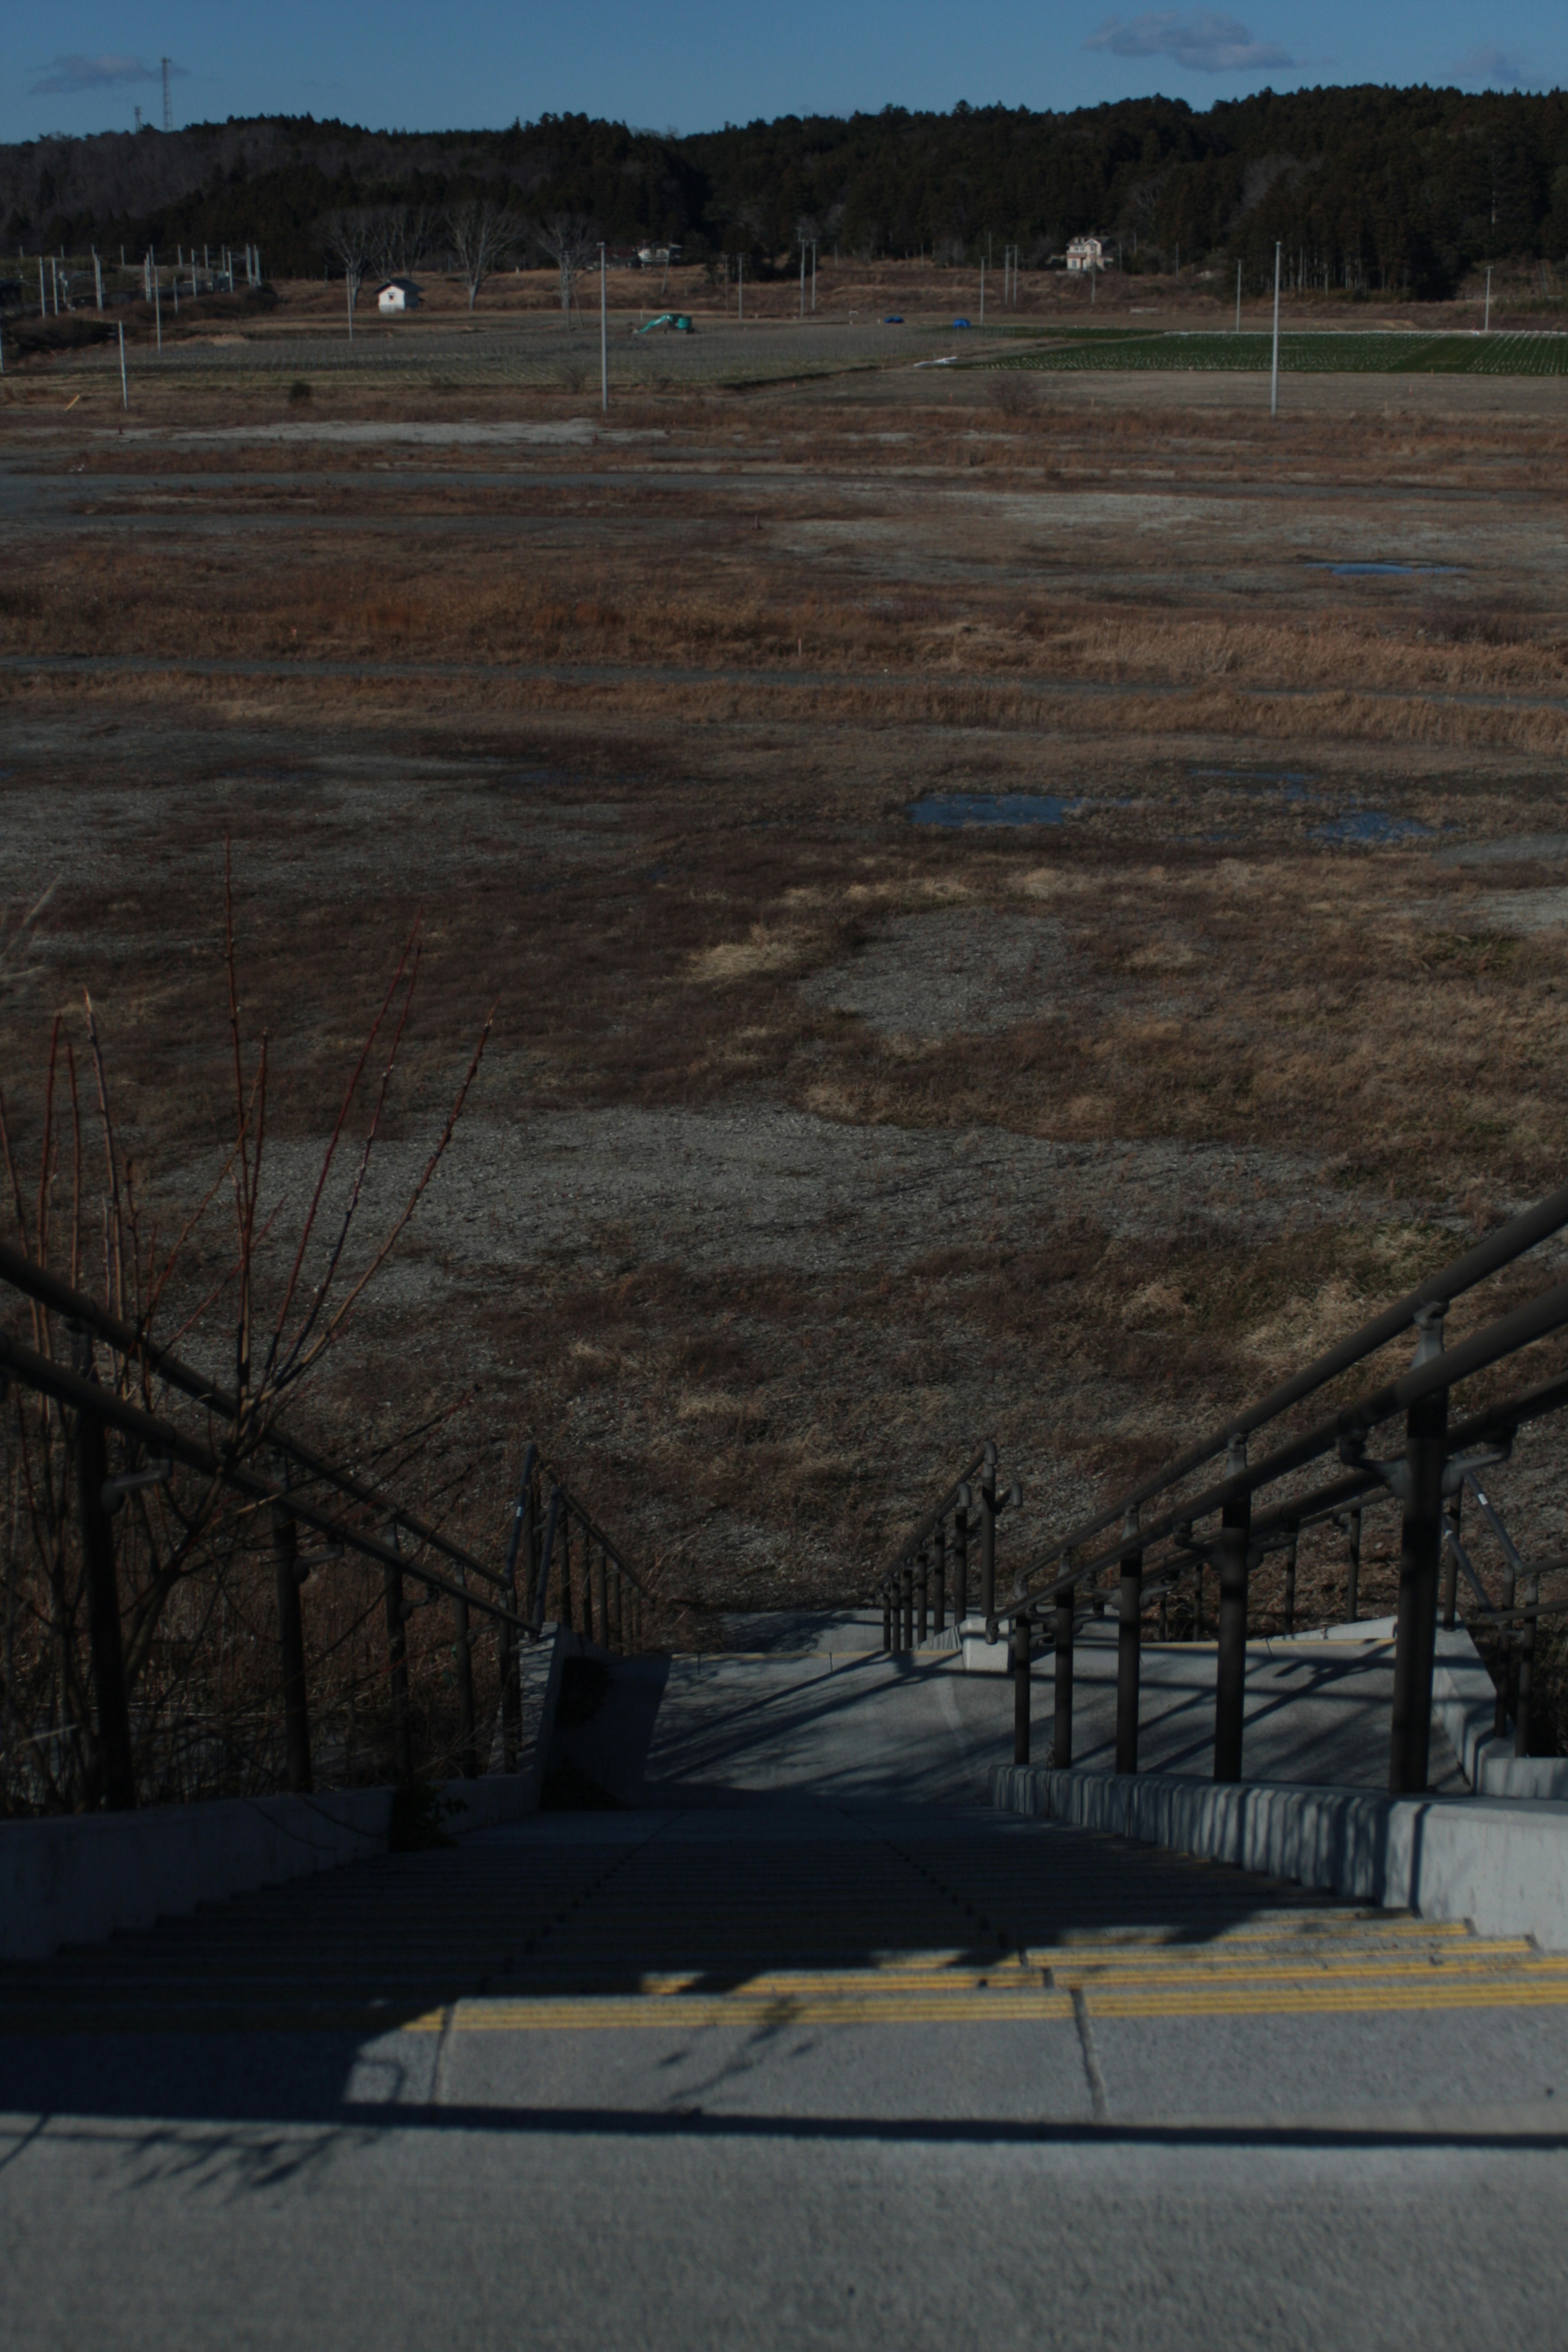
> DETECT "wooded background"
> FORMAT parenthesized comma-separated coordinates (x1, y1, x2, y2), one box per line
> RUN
(4, 88, 1568, 296)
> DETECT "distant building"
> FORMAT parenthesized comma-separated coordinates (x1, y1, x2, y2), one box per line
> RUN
(635, 243, 683, 267)
(1066, 237, 1107, 274)
(376, 278, 422, 313)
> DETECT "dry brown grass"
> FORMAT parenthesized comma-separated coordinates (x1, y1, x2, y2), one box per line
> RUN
(4, 363, 1568, 1669)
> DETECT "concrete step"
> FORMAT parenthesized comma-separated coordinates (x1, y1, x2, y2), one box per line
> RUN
(7, 1803, 1564, 2036)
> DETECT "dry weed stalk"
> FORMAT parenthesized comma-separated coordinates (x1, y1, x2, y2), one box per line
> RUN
(0, 850, 495, 1812)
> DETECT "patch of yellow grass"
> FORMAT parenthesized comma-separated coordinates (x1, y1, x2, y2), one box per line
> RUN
(689, 927, 813, 984)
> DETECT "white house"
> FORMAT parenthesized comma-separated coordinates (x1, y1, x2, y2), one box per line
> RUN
(1066, 237, 1106, 274)
(376, 278, 422, 313)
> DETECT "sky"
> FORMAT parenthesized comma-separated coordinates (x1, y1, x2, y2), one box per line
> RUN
(7, 0, 1564, 148)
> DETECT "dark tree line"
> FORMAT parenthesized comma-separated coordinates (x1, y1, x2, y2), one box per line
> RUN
(4, 86, 1568, 296)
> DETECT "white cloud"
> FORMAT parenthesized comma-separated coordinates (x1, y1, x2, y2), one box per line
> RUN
(1452, 43, 1532, 87)
(1084, 10, 1296, 72)
(29, 53, 187, 97)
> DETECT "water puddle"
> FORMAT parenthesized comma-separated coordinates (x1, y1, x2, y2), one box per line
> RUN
(907, 792, 1081, 828)
(491, 766, 569, 789)
(1312, 811, 1434, 846)
(1310, 562, 1463, 578)
(1190, 768, 1315, 800)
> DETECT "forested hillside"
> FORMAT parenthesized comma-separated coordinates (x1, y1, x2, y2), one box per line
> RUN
(4, 86, 1567, 296)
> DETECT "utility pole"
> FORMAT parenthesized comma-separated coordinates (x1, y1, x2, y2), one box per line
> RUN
(599, 242, 608, 413)
(738, 251, 744, 322)
(979, 254, 985, 324)
(118, 320, 128, 408)
(93, 248, 103, 311)
(1270, 239, 1281, 419)
(799, 241, 806, 318)
(162, 57, 173, 133)
(151, 254, 161, 351)
(1236, 258, 1242, 332)
(811, 238, 817, 311)
(1484, 264, 1492, 334)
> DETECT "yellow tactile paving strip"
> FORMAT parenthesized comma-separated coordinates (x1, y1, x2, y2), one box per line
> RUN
(7, 1826, 1566, 2035)
(406, 1931, 1568, 2030)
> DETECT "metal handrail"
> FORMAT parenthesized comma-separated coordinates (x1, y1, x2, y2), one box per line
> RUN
(1012, 1270, 1568, 1614)
(0, 1239, 508, 1591)
(882, 1448, 986, 1579)
(879, 1183, 1568, 1794)
(0, 1324, 527, 1633)
(2, 1247, 658, 1809)
(1009, 1182, 1568, 1588)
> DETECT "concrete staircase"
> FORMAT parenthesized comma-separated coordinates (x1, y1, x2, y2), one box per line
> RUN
(3, 1617, 1564, 2044)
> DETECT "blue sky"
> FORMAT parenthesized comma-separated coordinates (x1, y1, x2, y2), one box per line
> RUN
(9, 1, 1564, 146)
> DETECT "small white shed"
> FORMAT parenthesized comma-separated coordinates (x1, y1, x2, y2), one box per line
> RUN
(376, 278, 422, 314)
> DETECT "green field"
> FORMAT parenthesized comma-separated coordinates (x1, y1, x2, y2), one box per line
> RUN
(994, 330, 1568, 377)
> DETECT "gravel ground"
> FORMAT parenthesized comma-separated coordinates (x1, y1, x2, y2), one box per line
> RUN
(235, 1102, 1355, 1293)
(797, 910, 1071, 1037)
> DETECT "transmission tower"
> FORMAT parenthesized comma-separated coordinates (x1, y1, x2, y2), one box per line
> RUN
(162, 58, 173, 134)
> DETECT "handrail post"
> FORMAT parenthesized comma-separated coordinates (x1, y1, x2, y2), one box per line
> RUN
(1213, 1437, 1250, 1782)
(384, 1525, 412, 1788)
(1390, 1304, 1448, 1795)
(1283, 1527, 1298, 1640)
(901, 1559, 914, 1652)
(1516, 1566, 1539, 1757)
(979, 1441, 998, 1627)
(932, 1518, 946, 1633)
(1345, 1505, 1362, 1621)
(453, 1573, 477, 1779)
(530, 1487, 562, 1634)
(1012, 1606, 1032, 1764)
(68, 1326, 135, 1810)
(1114, 1506, 1142, 1776)
(883, 1587, 893, 1652)
(593, 1541, 608, 1649)
(270, 1490, 313, 1793)
(500, 1444, 536, 1767)
(916, 1545, 929, 1646)
(522, 1473, 539, 1622)
(1440, 1489, 1461, 1631)
(1052, 1557, 1074, 1769)
(559, 1508, 574, 1631)
(953, 1487, 970, 1621)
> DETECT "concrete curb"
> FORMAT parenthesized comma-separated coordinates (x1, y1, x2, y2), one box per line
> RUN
(990, 1761, 1568, 1950)
(1, 1624, 581, 1962)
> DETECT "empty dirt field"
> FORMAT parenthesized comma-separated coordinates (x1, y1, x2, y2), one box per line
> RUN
(4, 297, 1568, 1642)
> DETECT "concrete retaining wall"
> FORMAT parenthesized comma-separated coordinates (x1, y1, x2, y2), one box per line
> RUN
(991, 1761, 1568, 1951)
(1299, 1614, 1568, 1799)
(0, 1624, 581, 1963)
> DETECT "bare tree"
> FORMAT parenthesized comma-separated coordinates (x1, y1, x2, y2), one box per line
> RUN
(0, 850, 494, 1813)
(318, 208, 376, 313)
(536, 213, 599, 325)
(446, 199, 523, 311)
(368, 204, 436, 285)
